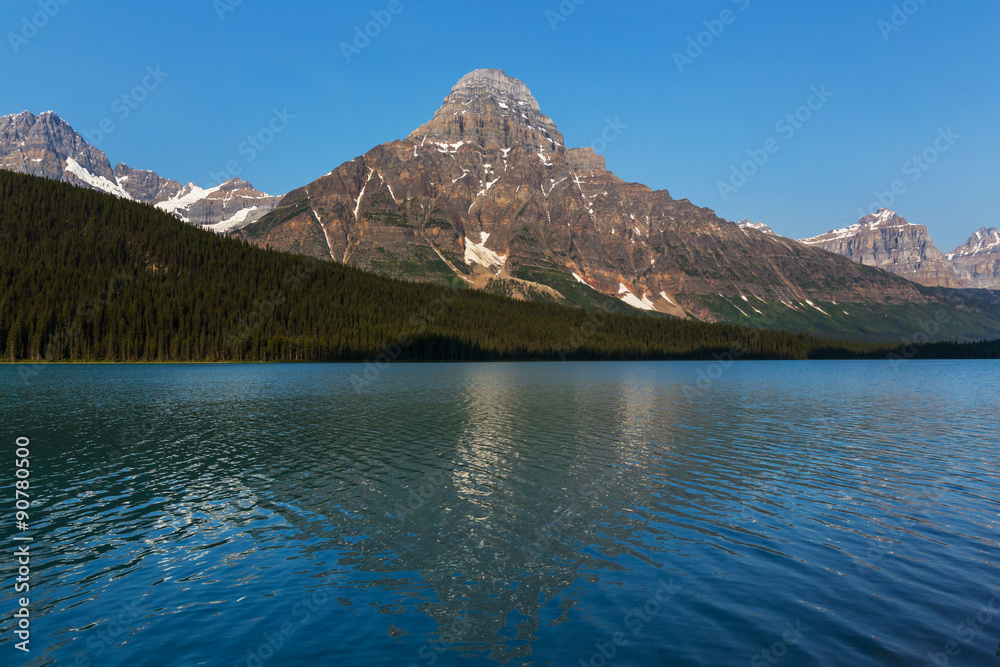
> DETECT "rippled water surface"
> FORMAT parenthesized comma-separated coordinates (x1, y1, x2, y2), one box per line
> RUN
(1, 362, 998, 666)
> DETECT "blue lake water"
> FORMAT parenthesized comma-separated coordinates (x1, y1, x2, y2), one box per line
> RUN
(1, 361, 998, 666)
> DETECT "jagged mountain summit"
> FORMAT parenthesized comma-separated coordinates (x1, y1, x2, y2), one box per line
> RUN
(244, 68, 948, 331)
(408, 69, 565, 156)
(949, 227, 1000, 259)
(1, 111, 130, 197)
(949, 227, 1000, 289)
(798, 209, 966, 288)
(0, 110, 280, 231)
(737, 220, 776, 235)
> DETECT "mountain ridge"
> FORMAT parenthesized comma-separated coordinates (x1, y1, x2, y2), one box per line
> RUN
(0, 110, 281, 231)
(798, 209, 966, 288)
(798, 210, 999, 290)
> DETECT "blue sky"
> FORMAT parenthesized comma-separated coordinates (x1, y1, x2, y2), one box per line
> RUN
(2, 0, 997, 250)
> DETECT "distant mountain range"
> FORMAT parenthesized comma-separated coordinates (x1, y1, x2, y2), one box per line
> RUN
(2, 70, 998, 340)
(0, 110, 281, 231)
(798, 210, 1000, 290)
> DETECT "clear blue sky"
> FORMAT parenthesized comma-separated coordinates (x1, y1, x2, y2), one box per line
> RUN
(2, 0, 997, 250)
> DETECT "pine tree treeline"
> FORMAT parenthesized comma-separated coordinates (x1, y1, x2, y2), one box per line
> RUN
(1, 171, 997, 363)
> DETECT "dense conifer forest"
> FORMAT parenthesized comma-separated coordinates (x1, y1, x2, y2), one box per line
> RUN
(1, 171, 998, 363)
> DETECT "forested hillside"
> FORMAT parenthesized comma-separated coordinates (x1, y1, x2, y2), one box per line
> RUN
(1, 171, 997, 362)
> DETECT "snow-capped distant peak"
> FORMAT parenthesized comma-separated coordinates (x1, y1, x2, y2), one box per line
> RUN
(736, 220, 775, 235)
(800, 210, 911, 245)
(948, 227, 1000, 259)
(862, 209, 909, 227)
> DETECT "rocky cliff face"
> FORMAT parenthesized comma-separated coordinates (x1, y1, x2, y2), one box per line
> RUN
(949, 228, 1000, 289)
(245, 69, 935, 324)
(799, 210, 967, 288)
(114, 163, 182, 204)
(1, 111, 130, 197)
(0, 110, 280, 231)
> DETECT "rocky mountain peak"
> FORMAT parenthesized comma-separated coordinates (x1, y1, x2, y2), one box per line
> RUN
(1, 109, 116, 184)
(799, 210, 966, 288)
(450, 69, 541, 112)
(801, 209, 912, 247)
(860, 209, 909, 228)
(949, 227, 1000, 259)
(947, 227, 1000, 289)
(408, 69, 565, 153)
(737, 220, 776, 235)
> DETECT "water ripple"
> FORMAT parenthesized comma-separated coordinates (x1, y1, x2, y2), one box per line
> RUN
(0, 361, 997, 666)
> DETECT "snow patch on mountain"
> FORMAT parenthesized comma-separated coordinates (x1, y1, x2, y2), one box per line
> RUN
(464, 232, 507, 272)
(156, 184, 224, 221)
(799, 224, 860, 245)
(618, 283, 656, 311)
(64, 158, 133, 200)
(736, 220, 775, 235)
(659, 291, 680, 307)
(805, 299, 831, 317)
(205, 206, 259, 234)
(572, 272, 599, 291)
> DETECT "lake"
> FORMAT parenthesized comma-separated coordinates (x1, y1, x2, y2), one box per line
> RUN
(1, 362, 998, 666)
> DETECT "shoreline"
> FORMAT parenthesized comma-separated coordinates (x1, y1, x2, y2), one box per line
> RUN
(1, 357, 996, 366)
